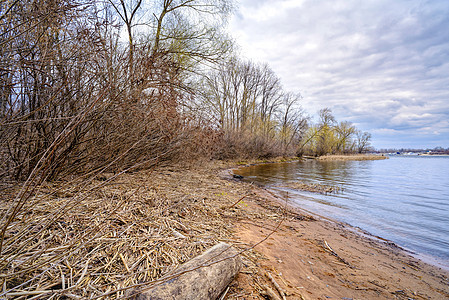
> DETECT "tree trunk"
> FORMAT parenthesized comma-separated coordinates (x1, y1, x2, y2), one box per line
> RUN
(127, 242, 242, 299)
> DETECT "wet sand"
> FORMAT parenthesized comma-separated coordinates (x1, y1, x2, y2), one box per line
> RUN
(3, 159, 446, 299)
(221, 164, 449, 299)
(230, 188, 448, 299)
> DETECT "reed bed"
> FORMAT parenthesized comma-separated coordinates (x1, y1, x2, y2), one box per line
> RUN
(0, 163, 256, 299)
(279, 181, 343, 194)
(317, 154, 387, 161)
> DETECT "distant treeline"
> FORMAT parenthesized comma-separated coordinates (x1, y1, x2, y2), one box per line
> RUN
(378, 147, 449, 154)
(0, 0, 372, 182)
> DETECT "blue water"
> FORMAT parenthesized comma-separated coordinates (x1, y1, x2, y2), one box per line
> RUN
(235, 156, 449, 268)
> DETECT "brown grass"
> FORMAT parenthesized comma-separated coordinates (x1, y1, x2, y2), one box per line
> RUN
(2, 160, 448, 300)
(0, 161, 275, 298)
(279, 181, 343, 194)
(317, 154, 388, 161)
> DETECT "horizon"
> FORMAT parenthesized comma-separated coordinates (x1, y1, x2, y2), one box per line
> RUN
(228, 0, 449, 149)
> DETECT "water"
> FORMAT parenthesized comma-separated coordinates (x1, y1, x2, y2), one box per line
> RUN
(235, 156, 449, 268)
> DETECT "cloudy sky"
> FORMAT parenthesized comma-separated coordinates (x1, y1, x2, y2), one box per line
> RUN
(228, 0, 449, 149)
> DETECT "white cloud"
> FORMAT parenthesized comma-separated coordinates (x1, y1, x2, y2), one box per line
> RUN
(371, 128, 400, 135)
(229, 0, 449, 148)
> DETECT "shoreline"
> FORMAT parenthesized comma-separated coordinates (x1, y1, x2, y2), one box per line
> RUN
(2, 159, 448, 298)
(231, 156, 449, 271)
(316, 154, 388, 161)
(266, 185, 449, 272)
(229, 183, 449, 299)
(229, 159, 449, 299)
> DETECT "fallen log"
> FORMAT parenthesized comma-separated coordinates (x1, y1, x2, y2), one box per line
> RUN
(128, 242, 242, 300)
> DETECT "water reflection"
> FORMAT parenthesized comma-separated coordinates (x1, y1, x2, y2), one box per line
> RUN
(234, 156, 449, 266)
(236, 160, 360, 186)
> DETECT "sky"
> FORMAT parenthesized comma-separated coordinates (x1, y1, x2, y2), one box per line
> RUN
(228, 0, 449, 149)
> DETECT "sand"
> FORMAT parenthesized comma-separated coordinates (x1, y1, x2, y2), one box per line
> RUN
(227, 187, 449, 299)
(2, 159, 447, 299)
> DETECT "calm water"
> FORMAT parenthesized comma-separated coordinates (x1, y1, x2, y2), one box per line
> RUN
(235, 156, 449, 268)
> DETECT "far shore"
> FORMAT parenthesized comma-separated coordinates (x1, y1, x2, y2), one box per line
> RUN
(316, 154, 388, 161)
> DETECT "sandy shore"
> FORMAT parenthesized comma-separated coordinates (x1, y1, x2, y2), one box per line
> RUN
(3, 159, 447, 298)
(220, 161, 448, 299)
(228, 188, 449, 299)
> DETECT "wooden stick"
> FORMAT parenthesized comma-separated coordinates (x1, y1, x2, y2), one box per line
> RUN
(261, 286, 283, 300)
(228, 194, 250, 209)
(120, 253, 131, 273)
(266, 272, 287, 300)
(126, 242, 242, 299)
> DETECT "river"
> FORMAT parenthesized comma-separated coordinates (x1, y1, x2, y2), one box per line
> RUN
(234, 155, 449, 268)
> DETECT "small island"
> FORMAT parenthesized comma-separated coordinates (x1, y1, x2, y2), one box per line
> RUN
(316, 154, 388, 160)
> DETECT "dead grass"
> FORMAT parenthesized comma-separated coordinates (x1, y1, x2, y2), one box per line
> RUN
(279, 181, 343, 194)
(3, 159, 448, 300)
(0, 161, 267, 299)
(317, 154, 388, 161)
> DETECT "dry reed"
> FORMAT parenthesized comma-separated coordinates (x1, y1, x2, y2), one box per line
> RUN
(317, 154, 387, 161)
(0, 163, 256, 299)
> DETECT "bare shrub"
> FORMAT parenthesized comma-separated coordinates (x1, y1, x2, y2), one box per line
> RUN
(0, 0, 233, 297)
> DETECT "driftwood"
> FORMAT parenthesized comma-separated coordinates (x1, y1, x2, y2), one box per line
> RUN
(261, 286, 283, 300)
(128, 242, 242, 300)
(266, 272, 287, 300)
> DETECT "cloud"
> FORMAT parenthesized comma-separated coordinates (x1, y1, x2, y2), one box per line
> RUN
(229, 0, 449, 148)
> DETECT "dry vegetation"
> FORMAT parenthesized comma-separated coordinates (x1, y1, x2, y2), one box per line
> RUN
(279, 181, 343, 194)
(1, 0, 379, 298)
(1, 159, 323, 299)
(317, 154, 388, 161)
(0, 0, 232, 297)
(0, 162, 249, 298)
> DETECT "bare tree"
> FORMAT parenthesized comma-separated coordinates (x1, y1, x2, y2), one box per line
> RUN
(279, 92, 307, 153)
(106, 0, 142, 74)
(200, 57, 308, 158)
(355, 130, 372, 153)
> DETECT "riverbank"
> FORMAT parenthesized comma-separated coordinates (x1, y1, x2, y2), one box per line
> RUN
(2, 160, 448, 299)
(317, 154, 388, 161)
(224, 160, 448, 299)
(228, 186, 449, 299)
